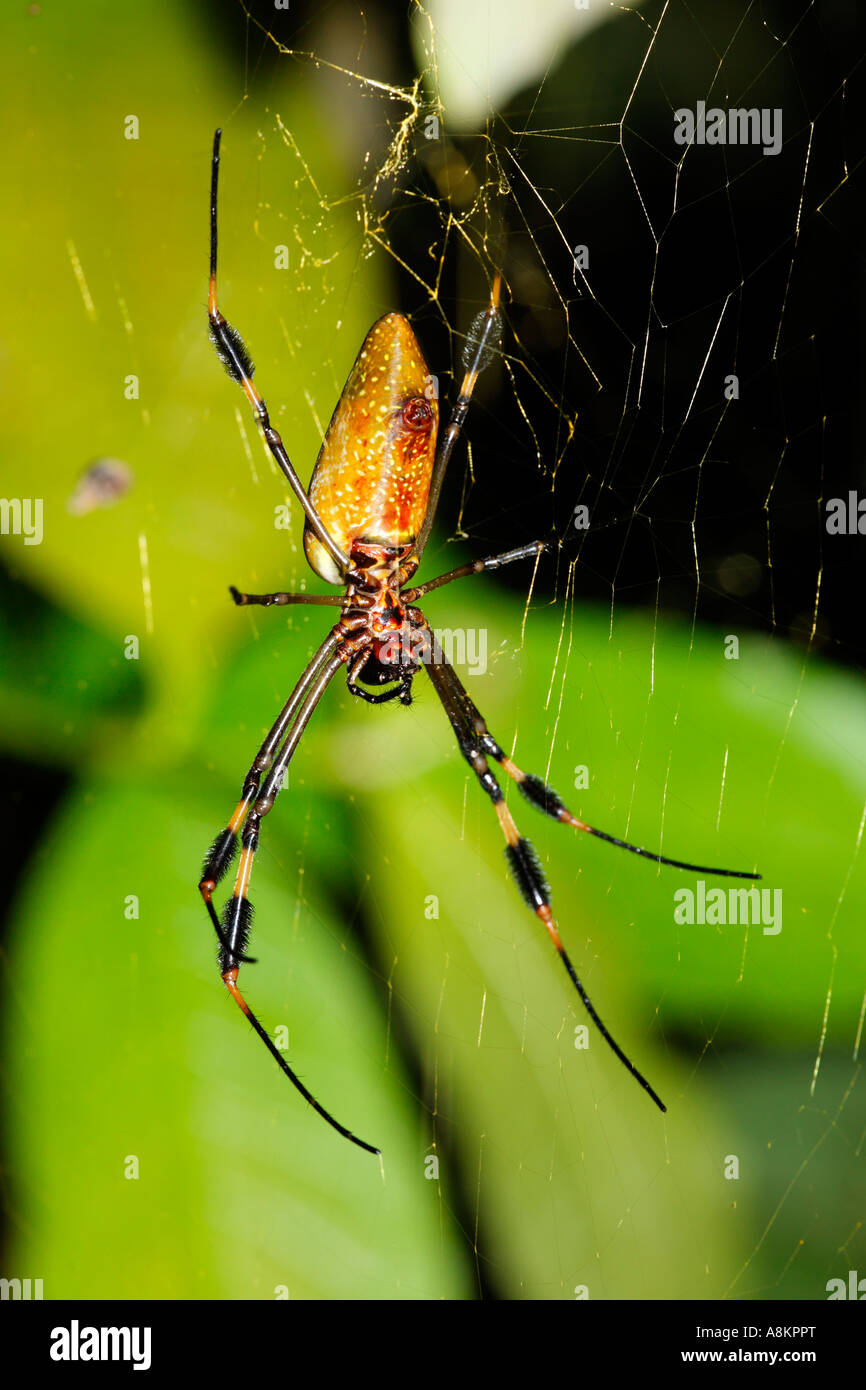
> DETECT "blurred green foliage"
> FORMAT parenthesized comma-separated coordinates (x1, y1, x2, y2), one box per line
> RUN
(1, 0, 864, 1301)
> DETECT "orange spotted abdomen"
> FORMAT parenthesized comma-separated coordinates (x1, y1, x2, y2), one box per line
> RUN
(303, 314, 438, 584)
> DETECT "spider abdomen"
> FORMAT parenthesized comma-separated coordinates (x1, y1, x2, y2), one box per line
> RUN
(303, 315, 439, 584)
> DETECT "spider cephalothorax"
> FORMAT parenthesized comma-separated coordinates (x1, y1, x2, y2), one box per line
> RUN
(337, 540, 426, 706)
(199, 128, 761, 1156)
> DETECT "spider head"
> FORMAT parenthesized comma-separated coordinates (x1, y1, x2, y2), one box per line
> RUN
(347, 649, 416, 706)
(347, 621, 430, 707)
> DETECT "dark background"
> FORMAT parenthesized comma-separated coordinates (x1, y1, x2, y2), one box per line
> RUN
(204, 0, 866, 664)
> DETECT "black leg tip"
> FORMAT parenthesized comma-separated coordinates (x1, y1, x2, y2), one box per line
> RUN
(229, 585, 244, 605)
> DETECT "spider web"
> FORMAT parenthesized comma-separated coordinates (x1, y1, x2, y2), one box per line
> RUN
(5, 0, 866, 1311)
(212, 0, 866, 1301)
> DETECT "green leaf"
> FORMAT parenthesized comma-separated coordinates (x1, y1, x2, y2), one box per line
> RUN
(4, 776, 472, 1299)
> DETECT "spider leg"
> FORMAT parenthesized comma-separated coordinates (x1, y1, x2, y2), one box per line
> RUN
(208, 129, 353, 582)
(213, 644, 380, 1155)
(412, 274, 503, 564)
(423, 645, 666, 1113)
(221, 970, 379, 1155)
(198, 629, 341, 962)
(230, 586, 344, 608)
(404, 541, 548, 600)
(446, 680, 760, 881)
(216, 647, 341, 967)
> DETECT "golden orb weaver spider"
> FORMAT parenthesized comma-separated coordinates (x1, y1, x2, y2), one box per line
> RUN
(198, 129, 761, 1155)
